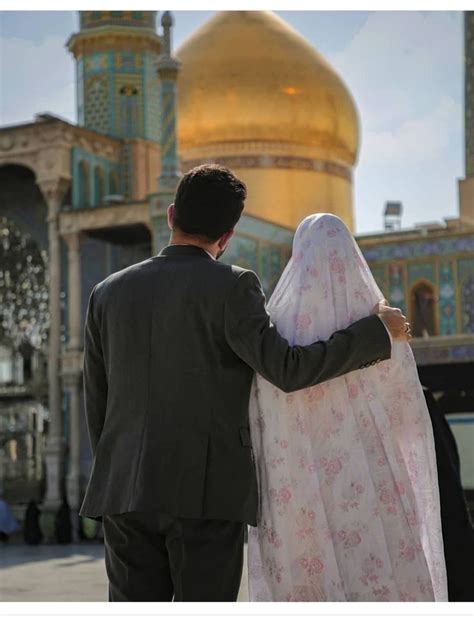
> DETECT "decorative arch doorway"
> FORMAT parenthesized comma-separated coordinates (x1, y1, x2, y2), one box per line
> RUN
(409, 280, 439, 337)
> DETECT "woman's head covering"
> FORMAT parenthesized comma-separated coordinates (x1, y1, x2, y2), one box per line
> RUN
(268, 213, 383, 344)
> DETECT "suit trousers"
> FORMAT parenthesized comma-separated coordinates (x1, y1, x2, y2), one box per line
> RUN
(102, 510, 245, 601)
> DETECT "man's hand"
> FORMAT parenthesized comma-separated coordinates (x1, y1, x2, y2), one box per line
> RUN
(371, 300, 411, 341)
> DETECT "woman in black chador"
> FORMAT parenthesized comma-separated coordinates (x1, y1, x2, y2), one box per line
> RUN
(55, 496, 72, 544)
(23, 500, 42, 545)
(423, 389, 474, 602)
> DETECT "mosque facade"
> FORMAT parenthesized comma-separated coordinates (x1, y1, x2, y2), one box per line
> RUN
(0, 11, 472, 533)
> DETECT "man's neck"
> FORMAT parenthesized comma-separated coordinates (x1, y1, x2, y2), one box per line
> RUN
(169, 234, 217, 259)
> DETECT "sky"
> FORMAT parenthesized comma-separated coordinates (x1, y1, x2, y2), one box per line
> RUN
(0, 10, 465, 234)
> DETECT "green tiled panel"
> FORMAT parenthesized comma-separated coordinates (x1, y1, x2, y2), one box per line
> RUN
(225, 235, 258, 272)
(408, 262, 435, 287)
(370, 265, 387, 297)
(439, 261, 457, 335)
(458, 257, 474, 333)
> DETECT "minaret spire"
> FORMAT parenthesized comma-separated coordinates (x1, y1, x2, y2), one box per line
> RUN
(149, 11, 182, 252)
(465, 11, 474, 177)
(157, 11, 181, 189)
(459, 12, 474, 224)
(161, 11, 173, 56)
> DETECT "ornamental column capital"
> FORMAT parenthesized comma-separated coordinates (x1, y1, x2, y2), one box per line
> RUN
(62, 230, 83, 252)
(37, 176, 71, 217)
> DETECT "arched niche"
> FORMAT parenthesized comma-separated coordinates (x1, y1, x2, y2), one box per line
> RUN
(109, 170, 119, 195)
(78, 160, 91, 208)
(409, 279, 439, 337)
(0, 164, 48, 250)
(93, 165, 105, 206)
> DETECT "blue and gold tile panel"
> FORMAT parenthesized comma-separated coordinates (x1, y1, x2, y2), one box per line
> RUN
(362, 236, 474, 262)
(387, 263, 407, 313)
(407, 262, 435, 287)
(370, 265, 387, 297)
(439, 261, 457, 335)
(458, 257, 474, 333)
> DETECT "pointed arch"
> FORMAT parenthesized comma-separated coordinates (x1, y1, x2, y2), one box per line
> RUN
(78, 160, 90, 208)
(409, 279, 439, 337)
(93, 165, 105, 206)
(109, 170, 119, 195)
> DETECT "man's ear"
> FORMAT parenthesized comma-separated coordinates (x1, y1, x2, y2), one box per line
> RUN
(218, 229, 234, 250)
(167, 204, 175, 230)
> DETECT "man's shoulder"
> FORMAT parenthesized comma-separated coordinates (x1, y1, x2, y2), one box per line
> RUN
(93, 257, 154, 296)
(193, 259, 259, 284)
(92, 257, 261, 299)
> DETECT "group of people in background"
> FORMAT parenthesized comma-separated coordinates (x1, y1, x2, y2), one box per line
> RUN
(0, 496, 71, 545)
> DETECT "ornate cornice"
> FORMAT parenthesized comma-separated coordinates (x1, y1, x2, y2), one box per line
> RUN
(157, 55, 180, 80)
(37, 176, 71, 206)
(79, 11, 156, 31)
(182, 154, 352, 182)
(411, 334, 474, 365)
(59, 201, 151, 235)
(0, 118, 121, 186)
(180, 139, 354, 168)
(67, 27, 161, 58)
(357, 227, 474, 248)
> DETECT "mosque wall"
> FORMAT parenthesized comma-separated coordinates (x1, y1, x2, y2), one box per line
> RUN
(358, 232, 474, 338)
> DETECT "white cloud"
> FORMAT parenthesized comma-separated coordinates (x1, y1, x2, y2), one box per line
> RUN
(327, 11, 464, 231)
(331, 11, 462, 132)
(360, 95, 462, 166)
(0, 34, 76, 126)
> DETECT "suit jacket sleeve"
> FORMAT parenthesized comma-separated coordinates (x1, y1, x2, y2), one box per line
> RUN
(83, 285, 108, 455)
(224, 270, 391, 393)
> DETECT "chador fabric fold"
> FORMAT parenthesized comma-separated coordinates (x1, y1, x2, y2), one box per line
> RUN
(248, 213, 448, 602)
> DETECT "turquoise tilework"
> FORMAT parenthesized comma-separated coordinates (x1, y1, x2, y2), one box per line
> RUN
(362, 236, 474, 262)
(387, 263, 407, 314)
(458, 257, 474, 333)
(439, 261, 457, 335)
(408, 262, 436, 287)
(71, 146, 120, 209)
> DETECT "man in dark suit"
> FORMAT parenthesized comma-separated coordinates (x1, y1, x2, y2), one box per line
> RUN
(80, 164, 408, 601)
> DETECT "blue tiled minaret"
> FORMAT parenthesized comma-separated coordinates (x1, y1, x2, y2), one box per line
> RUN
(150, 11, 182, 252)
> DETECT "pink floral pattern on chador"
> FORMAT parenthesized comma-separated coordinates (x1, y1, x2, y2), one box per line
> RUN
(248, 214, 447, 602)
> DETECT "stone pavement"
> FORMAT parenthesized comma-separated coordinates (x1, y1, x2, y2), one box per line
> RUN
(0, 543, 249, 601)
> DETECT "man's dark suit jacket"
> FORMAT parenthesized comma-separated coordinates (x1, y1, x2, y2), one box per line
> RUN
(79, 244, 391, 526)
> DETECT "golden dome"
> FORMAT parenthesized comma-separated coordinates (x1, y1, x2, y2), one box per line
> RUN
(177, 11, 358, 163)
(176, 11, 359, 230)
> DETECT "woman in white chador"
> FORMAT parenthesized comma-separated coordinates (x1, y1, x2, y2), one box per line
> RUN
(248, 213, 447, 602)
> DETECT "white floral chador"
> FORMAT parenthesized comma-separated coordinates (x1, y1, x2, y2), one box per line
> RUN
(248, 213, 448, 602)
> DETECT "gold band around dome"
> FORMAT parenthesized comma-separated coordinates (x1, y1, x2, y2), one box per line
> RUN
(182, 155, 352, 182)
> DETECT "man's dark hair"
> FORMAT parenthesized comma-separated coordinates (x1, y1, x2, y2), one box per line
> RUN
(173, 164, 247, 242)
